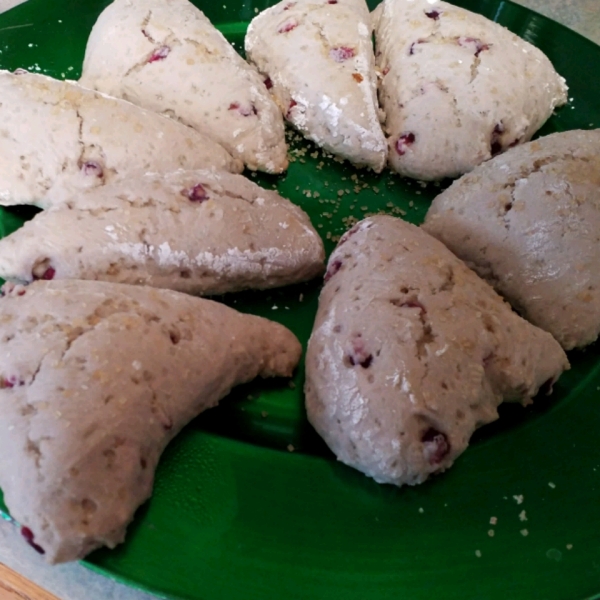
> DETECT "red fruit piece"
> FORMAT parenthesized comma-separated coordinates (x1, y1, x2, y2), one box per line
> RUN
(458, 36, 490, 57)
(148, 45, 170, 63)
(33, 267, 55, 281)
(228, 102, 258, 117)
(264, 76, 273, 90)
(324, 259, 342, 282)
(425, 9, 441, 19)
(278, 19, 298, 33)
(395, 132, 416, 156)
(21, 526, 45, 555)
(421, 428, 450, 465)
(181, 184, 209, 203)
(81, 160, 104, 178)
(286, 98, 298, 118)
(327, 0, 338, 3)
(346, 334, 373, 369)
(0, 376, 24, 388)
(329, 46, 356, 63)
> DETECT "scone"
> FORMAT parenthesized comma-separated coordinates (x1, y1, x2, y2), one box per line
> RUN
(245, 0, 387, 172)
(0, 170, 325, 295)
(423, 129, 600, 350)
(80, 0, 288, 174)
(373, 0, 568, 180)
(305, 216, 568, 487)
(0, 279, 301, 563)
(0, 70, 242, 207)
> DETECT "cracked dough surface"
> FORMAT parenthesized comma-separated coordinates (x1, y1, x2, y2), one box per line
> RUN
(245, 0, 387, 172)
(0, 70, 241, 207)
(0, 169, 325, 295)
(424, 129, 600, 350)
(373, 0, 568, 180)
(0, 279, 301, 563)
(80, 0, 288, 174)
(305, 216, 568, 486)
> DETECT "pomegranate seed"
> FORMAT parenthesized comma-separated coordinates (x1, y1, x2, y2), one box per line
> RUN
(278, 19, 298, 33)
(81, 160, 103, 178)
(181, 184, 209, 203)
(148, 45, 170, 63)
(228, 102, 257, 117)
(0, 376, 24, 388)
(421, 428, 450, 465)
(395, 132, 416, 156)
(425, 9, 441, 19)
(32, 267, 55, 281)
(20, 527, 45, 555)
(324, 259, 342, 282)
(328, 0, 338, 3)
(329, 46, 355, 62)
(286, 98, 298, 118)
(264, 76, 273, 89)
(346, 334, 373, 369)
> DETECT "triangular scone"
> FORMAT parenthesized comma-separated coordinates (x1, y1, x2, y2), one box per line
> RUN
(424, 130, 600, 350)
(305, 216, 568, 487)
(79, 0, 288, 174)
(373, 0, 568, 180)
(0, 170, 325, 295)
(0, 279, 301, 563)
(0, 70, 242, 207)
(245, 0, 387, 172)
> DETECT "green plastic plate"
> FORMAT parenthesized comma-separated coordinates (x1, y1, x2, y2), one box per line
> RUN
(1, 1, 600, 598)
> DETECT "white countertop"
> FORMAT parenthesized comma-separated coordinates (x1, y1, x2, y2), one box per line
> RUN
(0, 1, 598, 599)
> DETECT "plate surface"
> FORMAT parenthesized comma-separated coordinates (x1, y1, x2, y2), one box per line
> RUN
(1, 1, 600, 599)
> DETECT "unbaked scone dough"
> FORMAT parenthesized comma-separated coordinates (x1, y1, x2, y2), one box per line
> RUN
(80, 0, 288, 174)
(0, 279, 301, 563)
(423, 129, 600, 350)
(245, 0, 387, 172)
(373, 0, 568, 180)
(0, 70, 241, 207)
(305, 216, 568, 487)
(0, 169, 325, 295)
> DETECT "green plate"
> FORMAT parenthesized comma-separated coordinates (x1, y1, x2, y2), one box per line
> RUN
(1, 1, 600, 598)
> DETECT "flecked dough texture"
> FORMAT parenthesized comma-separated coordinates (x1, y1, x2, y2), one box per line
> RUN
(0, 169, 325, 295)
(80, 0, 288, 174)
(305, 216, 568, 487)
(245, 0, 387, 172)
(373, 0, 568, 181)
(423, 129, 600, 350)
(0, 280, 301, 563)
(0, 70, 242, 207)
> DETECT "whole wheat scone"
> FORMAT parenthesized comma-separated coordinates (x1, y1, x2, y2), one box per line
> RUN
(0, 70, 241, 207)
(0, 169, 325, 294)
(0, 279, 301, 563)
(424, 129, 600, 350)
(80, 0, 288, 174)
(245, 0, 387, 172)
(305, 216, 568, 487)
(373, 0, 568, 180)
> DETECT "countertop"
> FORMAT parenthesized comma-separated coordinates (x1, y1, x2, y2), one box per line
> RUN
(0, 1, 598, 599)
